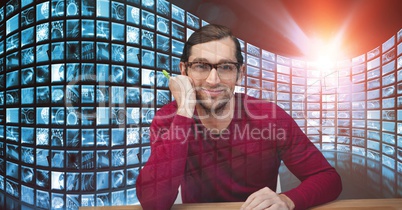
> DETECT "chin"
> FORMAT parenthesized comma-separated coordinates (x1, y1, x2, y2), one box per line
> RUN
(198, 95, 231, 112)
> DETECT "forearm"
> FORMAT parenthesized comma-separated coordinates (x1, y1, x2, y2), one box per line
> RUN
(282, 167, 342, 210)
(136, 143, 187, 209)
(278, 117, 342, 210)
(136, 115, 195, 209)
(278, 194, 295, 210)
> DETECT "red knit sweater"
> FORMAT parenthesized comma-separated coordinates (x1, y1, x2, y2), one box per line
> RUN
(136, 93, 342, 210)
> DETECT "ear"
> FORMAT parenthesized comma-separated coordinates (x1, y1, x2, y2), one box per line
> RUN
(179, 62, 187, 76)
(236, 64, 245, 85)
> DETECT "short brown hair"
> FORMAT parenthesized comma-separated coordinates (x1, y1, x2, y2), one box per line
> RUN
(180, 24, 243, 65)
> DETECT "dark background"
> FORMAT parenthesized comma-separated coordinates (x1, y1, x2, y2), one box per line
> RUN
(169, 0, 402, 59)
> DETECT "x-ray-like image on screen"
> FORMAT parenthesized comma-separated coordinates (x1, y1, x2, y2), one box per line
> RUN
(97, 150, 110, 169)
(112, 22, 124, 41)
(157, 16, 169, 35)
(6, 33, 18, 52)
(111, 65, 124, 83)
(21, 107, 34, 125)
(187, 12, 200, 29)
(141, 29, 154, 48)
(171, 4, 184, 23)
(21, 27, 34, 48)
(6, 14, 19, 35)
(6, 51, 19, 70)
(52, 193, 65, 209)
(81, 129, 95, 147)
(141, 109, 154, 125)
(126, 127, 140, 145)
(111, 86, 124, 104)
(172, 39, 184, 56)
(127, 46, 140, 65)
(27, 187, 40, 204)
(156, 90, 170, 108)
(111, 107, 125, 125)
(126, 67, 140, 85)
(6, 70, 18, 88)
(37, 23, 50, 43)
(142, 50, 155, 68)
(141, 89, 155, 106)
(157, 34, 170, 52)
(82, 107, 95, 126)
(52, 21, 64, 40)
(51, 150, 64, 168)
(36, 2, 49, 22)
(6, 161, 19, 179)
(112, 149, 125, 168)
(112, 44, 124, 62)
(21, 47, 34, 66)
(156, 53, 170, 70)
(96, 20, 110, 40)
(172, 22, 185, 40)
(126, 87, 140, 105)
(142, 10, 155, 29)
(127, 108, 140, 125)
(127, 25, 139, 44)
(6, 179, 19, 198)
(21, 6, 34, 27)
(157, 0, 170, 16)
(142, 0, 154, 10)
(127, 5, 140, 25)
(97, 42, 109, 61)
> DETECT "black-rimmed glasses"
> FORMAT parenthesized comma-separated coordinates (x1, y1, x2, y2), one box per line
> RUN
(185, 61, 240, 80)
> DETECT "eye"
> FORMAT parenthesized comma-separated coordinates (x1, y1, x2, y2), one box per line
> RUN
(192, 62, 210, 70)
(218, 63, 235, 71)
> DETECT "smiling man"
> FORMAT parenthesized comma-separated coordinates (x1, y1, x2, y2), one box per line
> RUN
(136, 24, 342, 210)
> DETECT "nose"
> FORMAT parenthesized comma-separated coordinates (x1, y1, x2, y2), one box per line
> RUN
(205, 68, 221, 85)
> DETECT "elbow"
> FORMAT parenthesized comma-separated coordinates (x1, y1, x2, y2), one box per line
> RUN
(136, 182, 156, 210)
(322, 168, 342, 202)
(136, 175, 177, 210)
(333, 170, 343, 199)
(136, 173, 154, 209)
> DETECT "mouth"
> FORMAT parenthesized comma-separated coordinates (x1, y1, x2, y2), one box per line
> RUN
(201, 88, 225, 97)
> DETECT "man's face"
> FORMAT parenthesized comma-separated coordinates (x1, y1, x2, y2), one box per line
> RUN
(180, 37, 244, 112)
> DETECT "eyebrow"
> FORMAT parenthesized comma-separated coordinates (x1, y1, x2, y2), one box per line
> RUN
(190, 58, 237, 63)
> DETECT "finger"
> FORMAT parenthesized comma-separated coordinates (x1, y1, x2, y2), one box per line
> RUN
(264, 197, 289, 210)
(265, 203, 288, 210)
(169, 76, 197, 117)
(241, 188, 267, 209)
(241, 196, 254, 209)
(253, 199, 274, 210)
(241, 188, 277, 210)
(250, 197, 287, 210)
(187, 76, 195, 87)
(169, 76, 187, 97)
(168, 77, 180, 100)
(241, 190, 259, 209)
(245, 196, 270, 210)
(247, 192, 281, 210)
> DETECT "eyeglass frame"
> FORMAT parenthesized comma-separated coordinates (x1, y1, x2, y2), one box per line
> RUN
(184, 61, 242, 81)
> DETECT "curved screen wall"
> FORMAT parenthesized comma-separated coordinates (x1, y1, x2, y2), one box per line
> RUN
(0, 0, 401, 209)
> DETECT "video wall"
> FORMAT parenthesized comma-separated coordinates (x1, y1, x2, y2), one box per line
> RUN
(0, 0, 401, 209)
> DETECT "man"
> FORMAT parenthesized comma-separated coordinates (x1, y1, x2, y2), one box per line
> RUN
(136, 24, 342, 210)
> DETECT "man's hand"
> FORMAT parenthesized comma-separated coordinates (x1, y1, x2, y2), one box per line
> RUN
(169, 75, 196, 118)
(240, 187, 295, 210)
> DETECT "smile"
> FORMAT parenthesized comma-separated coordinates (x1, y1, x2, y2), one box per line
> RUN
(201, 88, 225, 96)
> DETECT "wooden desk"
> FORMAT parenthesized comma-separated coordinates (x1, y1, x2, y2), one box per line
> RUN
(310, 198, 402, 210)
(79, 198, 402, 209)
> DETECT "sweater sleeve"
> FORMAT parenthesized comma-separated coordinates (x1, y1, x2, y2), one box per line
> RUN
(278, 113, 342, 210)
(136, 108, 195, 210)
